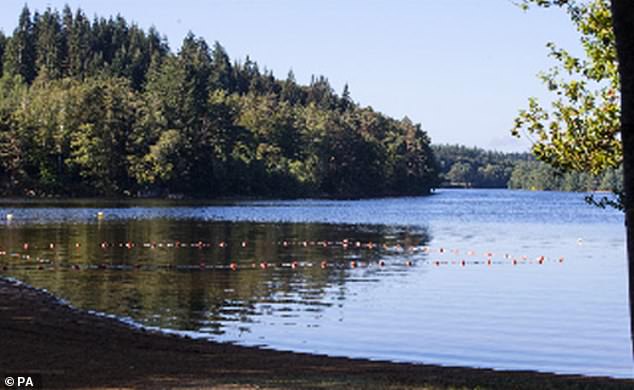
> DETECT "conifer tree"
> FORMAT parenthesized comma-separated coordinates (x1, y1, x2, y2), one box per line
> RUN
(3, 6, 36, 83)
(0, 31, 6, 76)
(34, 8, 64, 79)
(210, 41, 234, 91)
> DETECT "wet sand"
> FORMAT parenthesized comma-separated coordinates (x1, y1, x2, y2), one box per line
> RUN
(0, 277, 632, 390)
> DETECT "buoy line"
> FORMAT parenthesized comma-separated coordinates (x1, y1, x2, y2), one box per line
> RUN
(0, 239, 569, 274)
(0, 255, 565, 273)
(0, 240, 566, 261)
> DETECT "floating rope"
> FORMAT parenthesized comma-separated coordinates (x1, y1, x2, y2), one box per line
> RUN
(1, 240, 564, 257)
(0, 256, 565, 273)
(0, 239, 568, 273)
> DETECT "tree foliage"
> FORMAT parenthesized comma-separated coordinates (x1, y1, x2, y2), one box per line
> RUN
(508, 159, 622, 192)
(433, 144, 531, 188)
(0, 6, 439, 198)
(512, 0, 623, 205)
(434, 143, 621, 192)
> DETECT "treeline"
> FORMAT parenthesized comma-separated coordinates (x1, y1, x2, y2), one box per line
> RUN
(434, 144, 623, 192)
(508, 161, 623, 192)
(433, 144, 531, 188)
(0, 6, 438, 198)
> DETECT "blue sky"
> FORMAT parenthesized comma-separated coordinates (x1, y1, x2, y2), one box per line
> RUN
(1, 0, 581, 152)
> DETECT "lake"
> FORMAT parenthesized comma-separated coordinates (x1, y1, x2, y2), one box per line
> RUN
(0, 189, 632, 378)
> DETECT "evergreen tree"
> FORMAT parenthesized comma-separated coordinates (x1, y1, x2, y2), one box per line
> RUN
(34, 8, 64, 79)
(339, 83, 352, 111)
(210, 41, 234, 91)
(280, 70, 303, 104)
(65, 8, 91, 78)
(3, 6, 36, 83)
(0, 31, 6, 76)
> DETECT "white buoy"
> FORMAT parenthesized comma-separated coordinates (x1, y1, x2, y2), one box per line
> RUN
(97, 211, 105, 219)
(6, 213, 13, 221)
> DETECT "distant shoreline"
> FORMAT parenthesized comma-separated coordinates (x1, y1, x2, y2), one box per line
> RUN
(0, 187, 613, 205)
(0, 277, 631, 389)
(0, 191, 437, 204)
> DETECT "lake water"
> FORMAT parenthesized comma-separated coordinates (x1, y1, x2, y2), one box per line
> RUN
(0, 189, 632, 378)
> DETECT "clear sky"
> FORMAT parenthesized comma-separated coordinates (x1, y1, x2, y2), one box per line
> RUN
(1, 0, 582, 152)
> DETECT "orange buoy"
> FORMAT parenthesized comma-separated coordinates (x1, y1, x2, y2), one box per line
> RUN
(350, 261, 357, 268)
(405, 260, 413, 267)
(291, 260, 298, 269)
(320, 260, 328, 269)
(23, 243, 29, 250)
(487, 259, 492, 266)
(242, 241, 248, 248)
(260, 262, 268, 269)
(379, 260, 385, 267)
(75, 242, 81, 248)
(230, 262, 237, 271)
(460, 260, 466, 267)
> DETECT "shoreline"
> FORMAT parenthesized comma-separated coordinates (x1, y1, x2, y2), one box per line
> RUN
(0, 278, 632, 389)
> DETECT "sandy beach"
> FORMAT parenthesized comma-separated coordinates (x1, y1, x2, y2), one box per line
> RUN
(0, 277, 632, 390)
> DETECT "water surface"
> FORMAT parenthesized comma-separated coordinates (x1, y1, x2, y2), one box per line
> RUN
(0, 189, 631, 378)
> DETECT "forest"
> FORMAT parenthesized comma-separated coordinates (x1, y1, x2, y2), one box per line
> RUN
(433, 144, 530, 188)
(434, 144, 622, 192)
(0, 5, 622, 199)
(0, 6, 439, 198)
